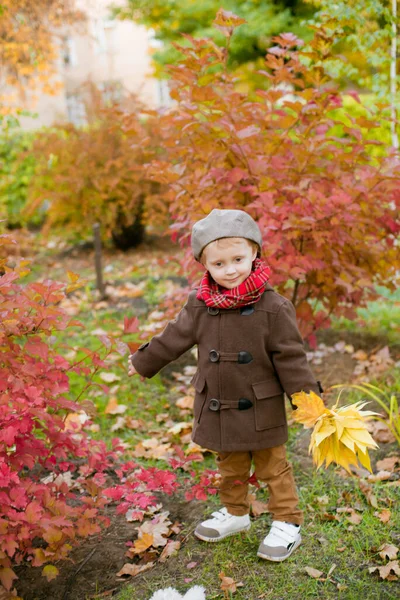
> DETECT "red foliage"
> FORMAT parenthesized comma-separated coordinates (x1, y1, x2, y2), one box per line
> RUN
(147, 20, 400, 342)
(0, 235, 181, 594)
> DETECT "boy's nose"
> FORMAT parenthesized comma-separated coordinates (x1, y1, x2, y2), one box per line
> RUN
(226, 264, 236, 274)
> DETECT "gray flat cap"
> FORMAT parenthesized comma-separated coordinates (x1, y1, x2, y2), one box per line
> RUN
(191, 209, 262, 260)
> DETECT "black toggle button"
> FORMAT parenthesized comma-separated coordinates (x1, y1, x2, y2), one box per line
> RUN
(207, 307, 220, 315)
(209, 349, 220, 363)
(238, 398, 253, 411)
(209, 399, 220, 411)
(238, 351, 253, 364)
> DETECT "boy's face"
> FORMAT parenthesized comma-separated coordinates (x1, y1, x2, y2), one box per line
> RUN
(201, 238, 257, 289)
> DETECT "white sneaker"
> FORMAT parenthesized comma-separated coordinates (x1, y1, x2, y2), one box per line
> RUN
(194, 507, 251, 542)
(257, 521, 302, 561)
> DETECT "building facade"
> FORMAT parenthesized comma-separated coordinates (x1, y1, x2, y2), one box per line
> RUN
(18, 0, 168, 130)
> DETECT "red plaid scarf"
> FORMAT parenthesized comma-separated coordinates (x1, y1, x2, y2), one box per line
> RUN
(196, 258, 271, 309)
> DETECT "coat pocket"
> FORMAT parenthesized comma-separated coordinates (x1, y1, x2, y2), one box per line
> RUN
(252, 379, 286, 431)
(190, 371, 207, 424)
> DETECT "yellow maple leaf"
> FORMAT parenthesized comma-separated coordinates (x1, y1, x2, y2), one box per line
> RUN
(295, 392, 379, 473)
(291, 390, 328, 428)
(132, 532, 154, 554)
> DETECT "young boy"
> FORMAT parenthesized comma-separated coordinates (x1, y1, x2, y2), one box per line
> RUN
(128, 209, 323, 562)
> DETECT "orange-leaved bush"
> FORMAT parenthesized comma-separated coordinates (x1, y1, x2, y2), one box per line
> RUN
(25, 88, 164, 249)
(147, 11, 400, 344)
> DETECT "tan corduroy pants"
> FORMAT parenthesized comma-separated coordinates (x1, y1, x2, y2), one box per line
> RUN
(217, 445, 303, 525)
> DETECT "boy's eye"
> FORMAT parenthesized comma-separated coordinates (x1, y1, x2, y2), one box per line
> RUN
(215, 262, 222, 267)
(235, 257, 242, 262)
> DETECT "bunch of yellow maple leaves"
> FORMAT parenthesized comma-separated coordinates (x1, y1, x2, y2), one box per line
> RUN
(291, 391, 379, 473)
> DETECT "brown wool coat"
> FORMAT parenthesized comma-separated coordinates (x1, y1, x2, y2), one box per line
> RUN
(130, 284, 320, 452)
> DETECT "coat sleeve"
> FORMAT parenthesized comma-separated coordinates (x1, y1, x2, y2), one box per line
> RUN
(130, 294, 196, 378)
(269, 299, 321, 400)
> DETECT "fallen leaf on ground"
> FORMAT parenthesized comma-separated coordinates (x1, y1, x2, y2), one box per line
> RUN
(249, 494, 269, 517)
(327, 564, 337, 577)
(116, 562, 154, 578)
(186, 562, 197, 569)
(64, 411, 90, 431)
(159, 540, 181, 562)
(167, 422, 193, 435)
(104, 397, 127, 415)
(359, 480, 378, 508)
(131, 533, 154, 554)
(379, 544, 399, 560)
(376, 456, 400, 471)
(304, 566, 324, 579)
(366, 420, 396, 444)
(137, 513, 172, 547)
(368, 470, 392, 482)
(99, 372, 121, 383)
(42, 565, 59, 582)
(133, 440, 173, 460)
(176, 395, 194, 409)
(369, 560, 400, 580)
(219, 571, 243, 595)
(374, 509, 391, 524)
(346, 510, 362, 525)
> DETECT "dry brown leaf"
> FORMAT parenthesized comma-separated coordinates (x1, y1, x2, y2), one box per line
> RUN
(133, 439, 173, 460)
(100, 372, 121, 383)
(137, 513, 172, 547)
(369, 560, 400, 580)
(104, 397, 127, 415)
(346, 510, 363, 525)
(167, 422, 193, 435)
(176, 395, 194, 410)
(116, 562, 154, 578)
(327, 564, 337, 577)
(378, 544, 399, 560)
(159, 540, 181, 562)
(366, 420, 396, 444)
(186, 562, 197, 569)
(64, 411, 89, 431)
(359, 480, 379, 508)
(304, 566, 323, 579)
(376, 456, 400, 472)
(219, 572, 243, 594)
(368, 470, 392, 482)
(374, 509, 391, 524)
(249, 494, 269, 517)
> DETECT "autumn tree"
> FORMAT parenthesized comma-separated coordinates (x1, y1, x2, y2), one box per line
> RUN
(0, 0, 82, 114)
(146, 11, 400, 344)
(25, 87, 164, 249)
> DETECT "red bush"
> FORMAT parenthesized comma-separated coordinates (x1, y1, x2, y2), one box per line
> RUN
(147, 13, 400, 343)
(0, 235, 180, 594)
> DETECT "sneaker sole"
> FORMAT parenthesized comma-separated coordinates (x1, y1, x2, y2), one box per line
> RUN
(257, 536, 302, 562)
(194, 524, 251, 543)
